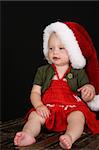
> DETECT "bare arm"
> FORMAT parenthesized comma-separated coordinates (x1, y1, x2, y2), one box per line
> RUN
(30, 84, 43, 108)
(30, 84, 50, 118)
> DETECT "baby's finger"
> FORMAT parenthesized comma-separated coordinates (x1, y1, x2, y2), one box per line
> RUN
(83, 90, 90, 98)
(36, 109, 44, 118)
(40, 108, 49, 118)
(77, 87, 83, 92)
(88, 92, 94, 100)
(45, 110, 50, 118)
(82, 89, 88, 97)
(43, 110, 50, 119)
(40, 111, 46, 118)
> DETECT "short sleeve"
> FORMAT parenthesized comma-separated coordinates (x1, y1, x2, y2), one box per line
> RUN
(77, 69, 89, 87)
(33, 68, 43, 86)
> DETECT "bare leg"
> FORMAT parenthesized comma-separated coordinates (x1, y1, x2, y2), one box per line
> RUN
(14, 111, 45, 146)
(59, 111, 85, 149)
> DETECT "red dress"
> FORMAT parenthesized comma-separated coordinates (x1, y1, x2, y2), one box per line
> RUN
(41, 65, 99, 134)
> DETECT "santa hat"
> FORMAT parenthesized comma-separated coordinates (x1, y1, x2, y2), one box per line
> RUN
(43, 21, 99, 111)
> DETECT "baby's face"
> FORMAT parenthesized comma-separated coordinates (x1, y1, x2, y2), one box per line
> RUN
(48, 32, 69, 66)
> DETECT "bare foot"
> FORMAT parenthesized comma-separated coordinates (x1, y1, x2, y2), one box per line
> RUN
(59, 134, 72, 149)
(14, 131, 36, 146)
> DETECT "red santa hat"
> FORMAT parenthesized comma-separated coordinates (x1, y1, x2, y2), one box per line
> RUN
(43, 21, 99, 111)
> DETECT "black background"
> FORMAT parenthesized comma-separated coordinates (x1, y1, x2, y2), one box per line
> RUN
(1, 1, 99, 121)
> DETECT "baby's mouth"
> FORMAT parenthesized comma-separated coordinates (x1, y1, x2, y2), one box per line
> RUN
(53, 57, 60, 60)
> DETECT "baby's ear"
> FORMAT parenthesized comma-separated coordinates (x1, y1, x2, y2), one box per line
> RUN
(87, 95, 99, 111)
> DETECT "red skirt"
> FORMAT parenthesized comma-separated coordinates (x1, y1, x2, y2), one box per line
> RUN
(26, 80, 99, 134)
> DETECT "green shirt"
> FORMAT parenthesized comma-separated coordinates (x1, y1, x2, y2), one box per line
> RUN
(33, 64, 89, 94)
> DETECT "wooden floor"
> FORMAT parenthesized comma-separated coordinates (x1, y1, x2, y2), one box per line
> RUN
(0, 118, 99, 150)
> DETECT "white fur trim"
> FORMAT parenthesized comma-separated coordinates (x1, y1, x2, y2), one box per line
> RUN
(87, 95, 99, 111)
(43, 21, 86, 69)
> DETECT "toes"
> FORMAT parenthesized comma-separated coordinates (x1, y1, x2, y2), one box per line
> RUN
(14, 139, 17, 145)
(60, 141, 71, 150)
(14, 136, 18, 145)
(14, 132, 36, 147)
(14, 132, 23, 146)
(14, 137, 20, 146)
(16, 132, 22, 137)
(63, 138, 70, 147)
(59, 134, 72, 149)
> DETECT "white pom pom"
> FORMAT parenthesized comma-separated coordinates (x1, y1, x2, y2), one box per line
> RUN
(87, 95, 99, 111)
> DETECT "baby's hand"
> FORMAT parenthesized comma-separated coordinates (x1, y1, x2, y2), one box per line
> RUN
(36, 105, 50, 119)
(77, 84, 95, 102)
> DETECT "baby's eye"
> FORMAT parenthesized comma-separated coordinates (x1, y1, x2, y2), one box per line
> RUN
(59, 47, 65, 50)
(49, 48, 53, 50)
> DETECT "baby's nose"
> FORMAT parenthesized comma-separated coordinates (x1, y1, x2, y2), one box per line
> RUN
(53, 48, 59, 53)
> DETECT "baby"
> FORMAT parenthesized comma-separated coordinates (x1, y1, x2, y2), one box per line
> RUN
(14, 22, 99, 149)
